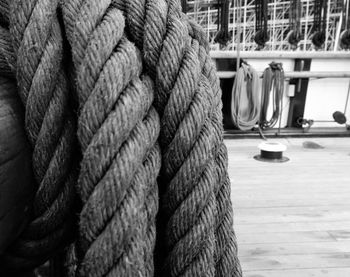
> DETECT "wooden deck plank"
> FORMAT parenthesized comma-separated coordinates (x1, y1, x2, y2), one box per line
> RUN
(236, 221, 350, 234)
(240, 253, 350, 271)
(239, 241, 350, 257)
(244, 268, 350, 277)
(237, 231, 336, 244)
(227, 137, 350, 276)
(235, 206, 350, 224)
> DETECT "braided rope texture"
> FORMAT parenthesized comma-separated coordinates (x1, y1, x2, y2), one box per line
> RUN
(0, 0, 77, 272)
(61, 0, 161, 276)
(114, 1, 241, 276)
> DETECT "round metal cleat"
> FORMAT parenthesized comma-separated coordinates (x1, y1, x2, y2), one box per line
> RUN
(254, 141, 289, 163)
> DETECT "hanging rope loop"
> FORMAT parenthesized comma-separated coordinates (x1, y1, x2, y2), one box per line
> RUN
(260, 62, 285, 129)
(231, 62, 261, 130)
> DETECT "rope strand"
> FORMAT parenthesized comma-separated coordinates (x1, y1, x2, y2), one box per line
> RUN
(114, 1, 219, 276)
(189, 19, 242, 277)
(61, 1, 161, 275)
(0, 0, 77, 271)
(115, 1, 241, 276)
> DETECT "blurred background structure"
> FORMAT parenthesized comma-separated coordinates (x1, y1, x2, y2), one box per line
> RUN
(184, 0, 349, 51)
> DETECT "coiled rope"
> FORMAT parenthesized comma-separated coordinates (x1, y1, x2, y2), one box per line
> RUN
(0, 0, 77, 272)
(231, 63, 261, 131)
(61, 1, 161, 276)
(114, 1, 241, 276)
(260, 62, 285, 129)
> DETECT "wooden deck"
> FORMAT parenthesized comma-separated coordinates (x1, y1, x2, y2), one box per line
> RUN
(226, 137, 350, 277)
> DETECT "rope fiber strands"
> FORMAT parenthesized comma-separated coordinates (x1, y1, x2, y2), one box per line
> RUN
(260, 62, 285, 129)
(231, 63, 261, 131)
(61, 1, 161, 276)
(114, 1, 241, 276)
(0, 0, 77, 272)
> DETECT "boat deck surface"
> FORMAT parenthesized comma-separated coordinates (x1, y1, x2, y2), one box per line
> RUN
(226, 137, 350, 277)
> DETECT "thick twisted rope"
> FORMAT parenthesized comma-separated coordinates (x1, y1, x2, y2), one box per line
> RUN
(0, 0, 77, 271)
(61, 1, 161, 276)
(114, 1, 241, 276)
(189, 19, 242, 277)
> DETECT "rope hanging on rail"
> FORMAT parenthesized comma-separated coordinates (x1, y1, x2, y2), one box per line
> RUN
(287, 0, 302, 48)
(260, 62, 285, 129)
(0, 0, 77, 273)
(231, 63, 261, 130)
(254, 0, 269, 49)
(312, 0, 328, 48)
(340, 0, 350, 49)
(215, 0, 231, 45)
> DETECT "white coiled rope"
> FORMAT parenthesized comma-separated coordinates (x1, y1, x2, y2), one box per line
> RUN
(231, 63, 261, 130)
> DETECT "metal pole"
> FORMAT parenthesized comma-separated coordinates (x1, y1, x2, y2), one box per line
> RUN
(334, 0, 344, 51)
(211, 50, 350, 59)
(243, 0, 247, 49)
(232, 0, 235, 50)
(273, 0, 277, 50)
(304, 0, 310, 50)
(325, 0, 331, 50)
(216, 71, 350, 79)
(236, 0, 241, 72)
(344, 80, 350, 115)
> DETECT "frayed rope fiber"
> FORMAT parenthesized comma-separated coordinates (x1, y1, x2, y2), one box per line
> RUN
(0, 0, 77, 272)
(0, 0, 241, 276)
